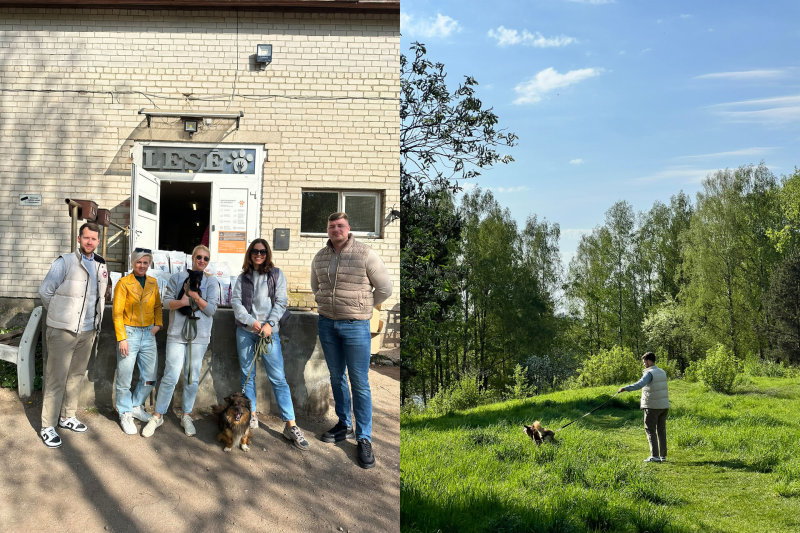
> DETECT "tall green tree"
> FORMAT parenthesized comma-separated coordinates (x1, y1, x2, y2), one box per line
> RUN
(400, 43, 517, 403)
(681, 164, 780, 358)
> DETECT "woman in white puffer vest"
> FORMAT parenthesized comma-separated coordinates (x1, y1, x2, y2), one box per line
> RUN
(619, 352, 670, 463)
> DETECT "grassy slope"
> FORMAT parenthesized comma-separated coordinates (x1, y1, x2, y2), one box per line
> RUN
(401, 378, 800, 532)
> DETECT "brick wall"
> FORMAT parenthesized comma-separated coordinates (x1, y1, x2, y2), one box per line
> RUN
(0, 7, 400, 325)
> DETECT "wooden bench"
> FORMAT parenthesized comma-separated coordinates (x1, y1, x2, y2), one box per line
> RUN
(0, 306, 42, 398)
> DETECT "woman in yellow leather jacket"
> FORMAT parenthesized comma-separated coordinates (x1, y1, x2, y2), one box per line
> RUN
(112, 248, 163, 435)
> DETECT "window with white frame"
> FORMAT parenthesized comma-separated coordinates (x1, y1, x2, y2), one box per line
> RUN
(301, 190, 382, 237)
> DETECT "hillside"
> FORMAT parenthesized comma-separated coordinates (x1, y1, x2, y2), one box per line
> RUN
(401, 378, 800, 532)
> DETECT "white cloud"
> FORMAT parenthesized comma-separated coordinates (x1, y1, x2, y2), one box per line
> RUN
(695, 69, 788, 81)
(561, 228, 592, 240)
(710, 94, 800, 125)
(493, 185, 530, 194)
(513, 67, 603, 105)
(569, 158, 584, 165)
(677, 147, 775, 160)
(565, 0, 616, 4)
(487, 26, 576, 48)
(635, 166, 718, 184)
(401, 13, 461, 39)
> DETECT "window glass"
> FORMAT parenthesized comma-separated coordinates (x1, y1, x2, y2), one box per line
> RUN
(138, 196, 157, 216)
(344, 194, 378, 233)
(301, 191, 338, 233)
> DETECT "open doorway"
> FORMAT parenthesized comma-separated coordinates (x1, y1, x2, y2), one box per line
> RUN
(158, 181, 211, 253)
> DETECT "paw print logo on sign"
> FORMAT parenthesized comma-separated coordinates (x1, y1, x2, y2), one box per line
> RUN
(227, 149, 253, 173)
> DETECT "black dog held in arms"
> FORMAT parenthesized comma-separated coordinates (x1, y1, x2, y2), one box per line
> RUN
(177, 269, 205, 317)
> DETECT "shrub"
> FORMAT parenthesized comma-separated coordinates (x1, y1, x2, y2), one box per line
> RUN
(698, 344, 740, 393)
(743, 353, 799, 378)
(683, 360, 701, 382)
(427, 373, 485, 415)
(506, 364, 533, 400)
(576, 345, 641, 387)
(525, 350, 579, 393)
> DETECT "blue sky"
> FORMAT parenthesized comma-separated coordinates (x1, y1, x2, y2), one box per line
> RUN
(401, 0, 800, 265)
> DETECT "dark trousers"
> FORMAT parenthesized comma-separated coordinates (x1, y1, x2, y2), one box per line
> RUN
(643, 408, 668, 458)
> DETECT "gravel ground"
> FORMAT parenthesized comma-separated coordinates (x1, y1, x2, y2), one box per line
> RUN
(0, 365, 400, 533)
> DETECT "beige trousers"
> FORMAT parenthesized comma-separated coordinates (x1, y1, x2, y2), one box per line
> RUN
(41, 327, 96, 428)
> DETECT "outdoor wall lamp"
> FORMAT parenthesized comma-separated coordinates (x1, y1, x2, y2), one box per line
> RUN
(184, 119, 198, 135)
(256, 44, 272, 67)
(138, 109, 245, 130)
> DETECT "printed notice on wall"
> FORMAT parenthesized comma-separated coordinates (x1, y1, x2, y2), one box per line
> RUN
(218, 188, 248, 253)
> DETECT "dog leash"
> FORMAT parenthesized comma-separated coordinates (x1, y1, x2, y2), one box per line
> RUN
(241, 331, 272, 394)
(181, 292, 200, 385)
(557, 391, 621, 431)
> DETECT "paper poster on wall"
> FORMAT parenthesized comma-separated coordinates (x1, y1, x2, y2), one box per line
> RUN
(219, 231, 247, 253)
(218, 188, 248, 253)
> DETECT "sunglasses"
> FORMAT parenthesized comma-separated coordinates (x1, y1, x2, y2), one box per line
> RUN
(134, 247, 152, 254)
(250, 249, 268, 256)
(195, 255, 210, 262)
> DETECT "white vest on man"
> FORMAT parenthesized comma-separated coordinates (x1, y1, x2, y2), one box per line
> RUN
(640, 365, 670, 409)
(44, 250, 109, 333)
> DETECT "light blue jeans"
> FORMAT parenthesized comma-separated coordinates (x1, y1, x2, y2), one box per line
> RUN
(236, 327, 295, 421)
(154, 340, 208, 415)
(115, 325, 158, 414)
(317, 316, 372, 441)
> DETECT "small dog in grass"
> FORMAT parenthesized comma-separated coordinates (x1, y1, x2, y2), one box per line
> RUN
(523, 421, 555, 445)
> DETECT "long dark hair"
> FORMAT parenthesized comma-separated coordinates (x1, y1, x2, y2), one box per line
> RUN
(242, 238, 274, 274)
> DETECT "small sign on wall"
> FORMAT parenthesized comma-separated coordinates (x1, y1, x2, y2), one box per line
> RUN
(219, 231, 247, 253)
(19, 194, 42, 206)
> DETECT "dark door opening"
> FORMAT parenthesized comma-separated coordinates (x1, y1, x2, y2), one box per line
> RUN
(159, 181, 211, 253)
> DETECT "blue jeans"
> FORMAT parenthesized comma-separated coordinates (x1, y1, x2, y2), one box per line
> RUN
(236, 327, 295, 421)
(317, 316, 372, 441)
(154, 340, 208, 415)
(115, 325, 158, 414)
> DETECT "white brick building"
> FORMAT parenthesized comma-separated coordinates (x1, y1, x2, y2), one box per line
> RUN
(0, 0, 400, 346)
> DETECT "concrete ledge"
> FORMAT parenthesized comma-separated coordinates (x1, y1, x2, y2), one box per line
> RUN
(46, 307, 332, 417)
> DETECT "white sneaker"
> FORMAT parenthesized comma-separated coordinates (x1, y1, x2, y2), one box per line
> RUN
(250, 412, 258, 429)
(131, 405, 152, 422)
(643, 456, 660, 463)
(141, 415, 163, 438)
(181, 414, 196, 437)
(659, 457, 667, 463)
(59, 416, 88, 433)
(40, 426, 62, 448)
(120, 412, 137, 435)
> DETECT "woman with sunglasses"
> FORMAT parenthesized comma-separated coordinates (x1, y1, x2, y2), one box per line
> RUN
(231, 239, 310, 451)
(113, 248, 162, 435)
(142, 245, 219, 438)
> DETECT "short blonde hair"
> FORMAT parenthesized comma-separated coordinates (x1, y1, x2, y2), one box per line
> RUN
(130, 249, 153, 266)
(191, 244, 210, 258)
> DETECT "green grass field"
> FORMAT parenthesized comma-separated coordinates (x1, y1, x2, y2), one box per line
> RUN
(401, 378, 800, 532)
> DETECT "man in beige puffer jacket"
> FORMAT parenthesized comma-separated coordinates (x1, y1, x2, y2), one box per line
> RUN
(311, 212, 392, 469)
(619, 352, 670, 463)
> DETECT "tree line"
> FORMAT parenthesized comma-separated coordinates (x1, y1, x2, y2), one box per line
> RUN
(400, 43, 800, 405)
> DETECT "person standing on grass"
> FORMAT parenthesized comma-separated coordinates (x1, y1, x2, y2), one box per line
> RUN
(38, 222, 109, 448)
(142, 245, 219, 438)
(618, 351, 670, 463)
(310, 212, 392, 469)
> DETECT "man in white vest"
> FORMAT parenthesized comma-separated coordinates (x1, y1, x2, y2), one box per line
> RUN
(38, 222, 109, 448)
(310, 212, 392, 469)
(618, 352, 670, 463)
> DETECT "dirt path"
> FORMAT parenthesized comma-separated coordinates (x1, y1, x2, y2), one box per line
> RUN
(0, 366, 400, 533)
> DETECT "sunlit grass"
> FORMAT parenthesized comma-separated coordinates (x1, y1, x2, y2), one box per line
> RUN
(401, 378, 800, 532)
